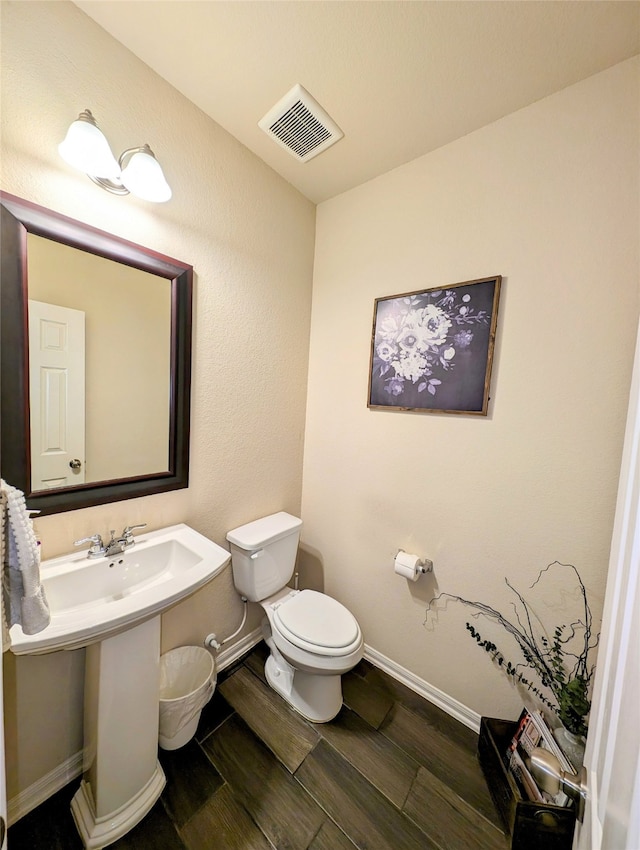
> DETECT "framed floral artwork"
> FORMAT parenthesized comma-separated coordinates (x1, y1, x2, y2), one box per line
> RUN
(367, 276, 502, 415)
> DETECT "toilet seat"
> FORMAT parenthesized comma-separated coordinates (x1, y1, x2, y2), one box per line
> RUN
(272, 590, 362, 657)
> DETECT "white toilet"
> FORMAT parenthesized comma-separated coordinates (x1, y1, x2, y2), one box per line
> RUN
(227, 511, 364, 722)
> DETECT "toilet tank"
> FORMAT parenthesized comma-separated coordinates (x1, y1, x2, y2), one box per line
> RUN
(226, 512, 303, 602)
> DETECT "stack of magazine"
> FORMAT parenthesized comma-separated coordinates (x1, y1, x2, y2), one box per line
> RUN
(506, 708, 577, 807)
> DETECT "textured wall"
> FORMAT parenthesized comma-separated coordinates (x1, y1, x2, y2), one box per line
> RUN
(1, 0, 315, 797)
(303, 58, 640, 721)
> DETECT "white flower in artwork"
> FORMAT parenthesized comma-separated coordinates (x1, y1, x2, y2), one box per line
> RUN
(403, 304, 452, 348)
(392, 350, 430, 383)
(397, 327, 420, 351)
(379, 316, 399, 338)
(377, 341, 397, 362)
(443, 346, 456, 360)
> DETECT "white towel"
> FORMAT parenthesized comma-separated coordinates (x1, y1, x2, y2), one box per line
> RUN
(1, 479, 50, 635)
(0, 489, 10, 650)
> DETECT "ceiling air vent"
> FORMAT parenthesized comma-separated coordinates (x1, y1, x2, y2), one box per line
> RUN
(258, 84, 343, 163)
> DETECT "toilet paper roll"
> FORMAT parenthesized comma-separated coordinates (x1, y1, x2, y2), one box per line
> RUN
(394, 551, 422, 582)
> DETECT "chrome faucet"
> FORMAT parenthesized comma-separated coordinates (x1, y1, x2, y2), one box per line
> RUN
(104, 524, 148, 555)
(74, 523, 147, 559)
(104, 531, 127, 556)
(73, 533, 105, 559)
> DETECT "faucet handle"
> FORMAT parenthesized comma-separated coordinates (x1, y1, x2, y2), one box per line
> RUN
(121, 523, 147, 544)
(122, 523, 147, 535)
(74, 533, 103, 547)
(74, 534, 105, 557)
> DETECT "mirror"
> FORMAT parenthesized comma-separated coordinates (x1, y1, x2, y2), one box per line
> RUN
(26, 234, 173, 489)
(1, 192, 193, 515)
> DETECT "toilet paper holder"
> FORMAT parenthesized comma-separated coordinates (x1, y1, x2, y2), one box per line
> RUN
(395, 549, 434, 576)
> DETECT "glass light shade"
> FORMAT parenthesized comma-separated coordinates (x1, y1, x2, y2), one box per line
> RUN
(120, 148, 172, 203)
(58, 116, 120, 180)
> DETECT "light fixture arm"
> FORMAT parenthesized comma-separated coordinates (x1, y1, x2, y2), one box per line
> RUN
(89, 144, 158, 197)
(89, 174, 129, 196)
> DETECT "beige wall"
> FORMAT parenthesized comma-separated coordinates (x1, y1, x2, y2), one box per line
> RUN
(1, 1, 315, 797)
(28, 234, 172, 483)
(302, 58, 640, 721)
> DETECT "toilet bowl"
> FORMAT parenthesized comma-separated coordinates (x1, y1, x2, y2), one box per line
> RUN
(260, 587, 363, 722)
(227, 512, 364, 722)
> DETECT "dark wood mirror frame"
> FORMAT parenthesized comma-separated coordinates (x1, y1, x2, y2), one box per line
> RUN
(1, 191, 193, 515)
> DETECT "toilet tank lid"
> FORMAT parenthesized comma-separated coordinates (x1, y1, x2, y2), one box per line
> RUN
(226, 511, 302, 550)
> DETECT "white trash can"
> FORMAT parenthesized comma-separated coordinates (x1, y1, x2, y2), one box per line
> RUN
(158, 646, 216, 750)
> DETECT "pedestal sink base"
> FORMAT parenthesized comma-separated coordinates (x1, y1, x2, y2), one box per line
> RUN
(8, 525, 232, 847)
(72, 616, 165, 848)
(71, 763, 165, 850)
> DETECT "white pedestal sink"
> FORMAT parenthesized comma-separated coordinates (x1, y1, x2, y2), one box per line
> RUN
(10, 524, 230, 849)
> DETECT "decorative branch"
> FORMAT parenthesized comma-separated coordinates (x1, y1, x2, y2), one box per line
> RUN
(425, 562, 599, 736)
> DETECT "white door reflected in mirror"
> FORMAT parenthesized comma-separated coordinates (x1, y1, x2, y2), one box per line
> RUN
(28, 300, 86, 490)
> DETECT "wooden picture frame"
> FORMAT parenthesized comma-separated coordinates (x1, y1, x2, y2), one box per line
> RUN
(368, 276, 501, 416)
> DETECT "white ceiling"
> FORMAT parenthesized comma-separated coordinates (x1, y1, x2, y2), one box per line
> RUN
(74, 1, 640, 204)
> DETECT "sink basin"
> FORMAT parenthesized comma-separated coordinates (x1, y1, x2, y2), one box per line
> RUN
(10, 523, 231, 654)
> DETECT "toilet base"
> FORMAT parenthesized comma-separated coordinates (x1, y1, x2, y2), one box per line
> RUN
(264, 653, 343, 723)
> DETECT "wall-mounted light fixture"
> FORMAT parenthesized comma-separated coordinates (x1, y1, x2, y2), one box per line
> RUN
(58, 109, 172, 203)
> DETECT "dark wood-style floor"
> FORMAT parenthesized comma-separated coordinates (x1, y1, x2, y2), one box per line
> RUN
(8, 643, 509, 849)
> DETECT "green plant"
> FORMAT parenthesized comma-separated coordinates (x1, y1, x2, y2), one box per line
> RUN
(426, 561, 598, 736)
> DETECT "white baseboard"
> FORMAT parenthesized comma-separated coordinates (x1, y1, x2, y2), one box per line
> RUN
(364, 643, 481, 733)
(219, 632, 481, 736)
(8, 630, 477, 825)
(8, 750, 83, 826)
